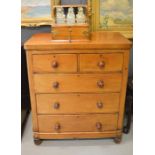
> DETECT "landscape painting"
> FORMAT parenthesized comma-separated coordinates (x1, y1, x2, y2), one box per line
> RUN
(100, 0, 133, 29)
(21, 0, 52, 26)
(92, 0, 133, 38)
(21, 0, 51, 18)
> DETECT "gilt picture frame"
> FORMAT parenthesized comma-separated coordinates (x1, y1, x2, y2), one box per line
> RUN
(92, 0, 133, 38)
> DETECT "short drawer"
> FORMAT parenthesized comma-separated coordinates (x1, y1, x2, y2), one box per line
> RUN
(51, 26, 90, 40)
(34, 73, 122, 93)
(36, 93, 120, 114)
(38, 114, 118, 133)
(32, 54, 77, 73)
(79, 53, 123, 72)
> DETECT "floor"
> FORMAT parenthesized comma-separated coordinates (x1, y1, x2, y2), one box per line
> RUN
(21, 114, 133, 155)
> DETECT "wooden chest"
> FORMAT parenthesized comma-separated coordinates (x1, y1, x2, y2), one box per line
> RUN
(24, 32, 131, 144)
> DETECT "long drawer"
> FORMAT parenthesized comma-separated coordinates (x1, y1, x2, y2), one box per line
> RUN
(34, 73, 122, 93)
(38, 114, 118, 133)
(79, 53, 123, 72)
(32, 54, 77, 73)
(36, 93, 120, 114)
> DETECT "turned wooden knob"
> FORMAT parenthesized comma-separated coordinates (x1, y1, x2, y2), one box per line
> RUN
(97, 80, 104, 88)
(53, 81, 59, 89)
(98, 61, 105, 68)
(96, 122, 102, 130)
(54, 123, 61, 130)
(97, 101, 103, 108)
(52, 61, 58, 68)
(53, 102, 60, 109)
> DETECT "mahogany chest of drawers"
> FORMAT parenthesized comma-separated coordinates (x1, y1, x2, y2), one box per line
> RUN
(24, 32, 131, 144)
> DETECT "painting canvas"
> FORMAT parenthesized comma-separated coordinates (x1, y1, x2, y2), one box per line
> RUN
(21, 0, 51, 18)
(92, 0, 133, 38)
(100, 0, 132, 29)
(21, 0, 52, 26)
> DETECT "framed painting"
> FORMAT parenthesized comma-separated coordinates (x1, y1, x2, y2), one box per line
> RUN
(92, 0, 133, 38)
(21, 0, 52, 26)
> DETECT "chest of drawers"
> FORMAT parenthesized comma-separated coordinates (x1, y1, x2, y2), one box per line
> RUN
(24, 32, 131, 145)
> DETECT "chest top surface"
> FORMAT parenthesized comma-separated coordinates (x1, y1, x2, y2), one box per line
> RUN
(24, 32, 132, 50)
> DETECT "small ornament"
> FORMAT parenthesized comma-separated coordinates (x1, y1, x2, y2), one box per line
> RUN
(76, 7, 86, 24)
(56, 7, 66, 24)
(67, 7, 75, 25)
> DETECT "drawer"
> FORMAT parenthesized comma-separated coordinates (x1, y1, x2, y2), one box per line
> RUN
(32, 54, 77, 73)
(38, 114, 118, 133)
(51, 26, 90, 41)
(36, 93, 120, 114)
(79, 53, 123, 72)
(34, 73, 122, 93)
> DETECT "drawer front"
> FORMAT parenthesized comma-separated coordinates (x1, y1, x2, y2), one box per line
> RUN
(79, 54, 123, 72)
(32, 54, 77, 73)
(38, 114, 118, 133)
(52, 26, 89, 40)
(36, 93, 120, 114)
(34, 73, 122, 93)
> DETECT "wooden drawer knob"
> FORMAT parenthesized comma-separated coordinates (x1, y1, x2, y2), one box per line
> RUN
(52, 61, 58, 68)
(98, 61, 105, 68)
(53, 102, 60, 109)
(97, 80, 104, 88)
(96, 122, 102, 130)
(53, 81, 59, 89)
(97, 102, 103, 108)
(54, 123, 61, 131)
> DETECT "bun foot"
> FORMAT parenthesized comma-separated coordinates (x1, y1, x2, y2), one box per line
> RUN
(34, 138, 42, 145)
(113, 136, 122, 144)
